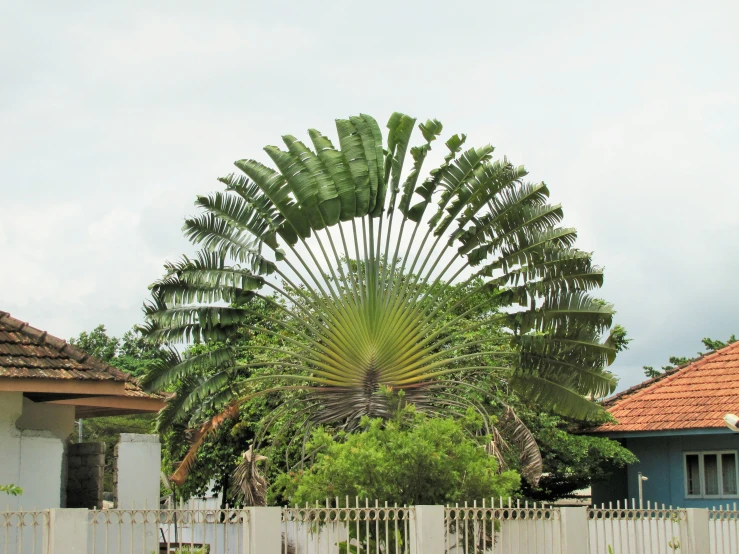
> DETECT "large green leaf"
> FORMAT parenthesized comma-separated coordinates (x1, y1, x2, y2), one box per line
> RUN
(142, 111, 625, 489)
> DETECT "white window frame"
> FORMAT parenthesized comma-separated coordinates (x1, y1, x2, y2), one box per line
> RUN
(684, 451, 739, 499)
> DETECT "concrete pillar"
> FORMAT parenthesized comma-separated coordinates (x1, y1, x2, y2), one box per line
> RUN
(115, 434, 160, 553)
(411, 505, 445, 554)
(685, 508, 710, 554)
(245, 507, 282, 554)
(49, 508, 88, 554)
(560, 506, 589, 554)
(115, 434, 160, 509)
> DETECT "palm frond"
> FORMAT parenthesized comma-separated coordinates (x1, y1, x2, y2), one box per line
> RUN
(497, 406, 543, 486)
(141, 111, 625, 485)
(230, 445, 268, 506)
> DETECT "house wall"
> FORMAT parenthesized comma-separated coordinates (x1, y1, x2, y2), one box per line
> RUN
(592, 431, 739, 508)
(0, 391, 75, 509)
(16, 396, 76, 439)
(0, 392, 23, 506)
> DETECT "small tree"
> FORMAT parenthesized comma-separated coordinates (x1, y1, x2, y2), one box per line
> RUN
(516, 411, 637, 501)
(270, 402, 520, 507)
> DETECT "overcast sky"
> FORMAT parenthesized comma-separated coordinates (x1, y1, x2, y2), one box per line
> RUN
(1, 1, 737, 390)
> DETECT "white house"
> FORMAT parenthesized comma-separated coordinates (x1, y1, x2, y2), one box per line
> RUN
(0, 310, 165, 510)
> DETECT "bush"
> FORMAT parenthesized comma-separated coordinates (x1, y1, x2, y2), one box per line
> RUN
(270, 405, 520, 506)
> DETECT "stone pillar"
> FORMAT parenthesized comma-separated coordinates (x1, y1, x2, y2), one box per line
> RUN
(115, 434, 161, 510)
(411, 505, 445, 554)
(245, 507, 282, 554)
(560, 506, 589, 554)
(66, 442, 105, 508)
(49, 508, 88, 554)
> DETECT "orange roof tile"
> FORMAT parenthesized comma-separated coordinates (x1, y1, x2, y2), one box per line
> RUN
(0, 310, 164, 403)
(592, 341, 739, 433)
(0, 311, 129, 381)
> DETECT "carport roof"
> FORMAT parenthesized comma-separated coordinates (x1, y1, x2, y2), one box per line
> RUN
(0, 310, 165, 417)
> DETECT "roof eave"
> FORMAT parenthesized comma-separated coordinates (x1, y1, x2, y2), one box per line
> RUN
(48, 395, 167, 418)
(587, 427, 737, 439)
(0, 378, 126, 396)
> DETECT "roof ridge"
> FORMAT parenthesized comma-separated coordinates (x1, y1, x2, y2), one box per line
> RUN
(0, 310, 131, 383)
(603, 341, 739, 407)
(592, 339, 739, 433)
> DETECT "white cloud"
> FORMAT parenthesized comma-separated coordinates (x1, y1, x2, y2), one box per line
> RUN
(87, 209, 141, 240)
(0, 0, 737, 388)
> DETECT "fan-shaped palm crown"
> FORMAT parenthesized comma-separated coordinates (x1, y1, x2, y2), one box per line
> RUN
(142, 112, 620, 483)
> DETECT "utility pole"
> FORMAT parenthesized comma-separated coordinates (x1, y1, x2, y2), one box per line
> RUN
(638, 472, 648, 509)
(77, 419, 83, 442)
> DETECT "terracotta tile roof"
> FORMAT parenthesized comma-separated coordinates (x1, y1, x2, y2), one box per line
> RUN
(123, 380, 160, 398)
(0, 311, 167, 416)
(592, 341, 739, 433)
(0, 310, 130, 381)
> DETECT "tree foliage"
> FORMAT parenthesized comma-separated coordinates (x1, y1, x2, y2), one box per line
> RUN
(270, 403, 520, 507)
(643, 334, 737, 378)
(70, 324, 168, 377)
(514, 410, 636, 501)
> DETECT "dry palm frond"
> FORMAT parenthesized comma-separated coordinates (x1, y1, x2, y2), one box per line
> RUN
(230, 444, 268, 506)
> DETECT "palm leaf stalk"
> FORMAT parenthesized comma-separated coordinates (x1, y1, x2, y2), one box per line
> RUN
(141, 112, 621, 487)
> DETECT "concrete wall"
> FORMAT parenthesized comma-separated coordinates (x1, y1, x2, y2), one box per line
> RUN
(16, 396, 75, 439)
(115, 433, 161, 509)
(592, 431, 739, 508)
(0, 392, 23, 508)
(0, 392, 75, 510)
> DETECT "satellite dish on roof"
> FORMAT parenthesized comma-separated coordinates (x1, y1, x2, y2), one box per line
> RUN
(724, 414, 739, 432)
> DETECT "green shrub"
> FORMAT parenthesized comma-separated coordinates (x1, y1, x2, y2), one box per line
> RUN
(270, 404, 520, 506)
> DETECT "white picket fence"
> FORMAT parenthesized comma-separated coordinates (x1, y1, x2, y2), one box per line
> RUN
(587, 504, 687, 554)
(3, 500, 739, 554)
(282, 499, 413, 554)
(445, 500, 562, 554)
(709, 505, 739, 554)
(88, 507, 247, 554)
(0, 510, 48, 554)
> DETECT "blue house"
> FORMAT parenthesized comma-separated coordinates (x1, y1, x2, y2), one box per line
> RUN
(590, 341, 739, 508)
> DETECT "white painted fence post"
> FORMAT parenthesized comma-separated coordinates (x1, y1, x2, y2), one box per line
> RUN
(245, 507, 282, 554)
(560, 506, 588, 554)
(49, 508, 88, 554)
(411, 505, 445, 554)
(685, 508, 710, 554)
